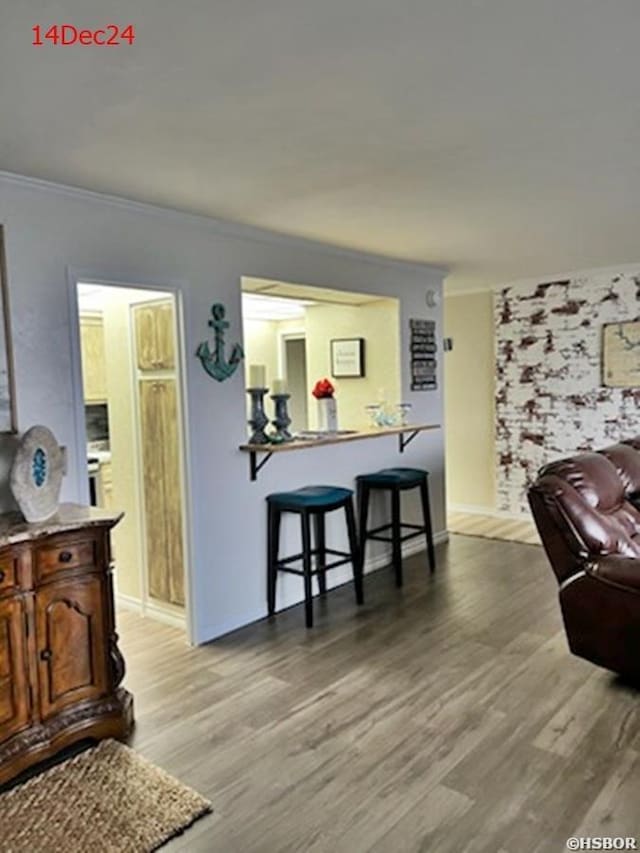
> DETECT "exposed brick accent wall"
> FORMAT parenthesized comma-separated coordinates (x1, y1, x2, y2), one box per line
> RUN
(495, 272, 640, 514)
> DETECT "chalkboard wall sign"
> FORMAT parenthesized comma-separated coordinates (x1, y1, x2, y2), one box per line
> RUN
(410, 318, 437, 391)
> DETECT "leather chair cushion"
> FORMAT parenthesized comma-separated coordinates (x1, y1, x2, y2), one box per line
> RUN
(537, 453, 640, 557)
(591, 555, 640, 592)
(599, 443, 640, 500)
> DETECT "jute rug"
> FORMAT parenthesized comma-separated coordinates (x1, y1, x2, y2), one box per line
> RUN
(0, 739, 212, 852)
(447, 510, 541, 546)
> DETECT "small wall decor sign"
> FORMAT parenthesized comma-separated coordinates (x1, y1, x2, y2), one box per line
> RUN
(410, 319, 437, 390)
(196, 302, 244, 382)
(330, 338, 365, 378)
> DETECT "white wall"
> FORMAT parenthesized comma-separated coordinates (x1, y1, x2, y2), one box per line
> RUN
(0, 172, 446, 644)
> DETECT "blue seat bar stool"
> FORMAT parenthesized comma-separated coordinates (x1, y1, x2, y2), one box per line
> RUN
(267, 486, 363, 628)
(356, 467, 436, 588)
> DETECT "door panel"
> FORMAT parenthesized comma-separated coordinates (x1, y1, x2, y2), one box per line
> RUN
(159, 381, 184, 605)
(0, 597, 31, 739)
(154, 302, 176, 370)
(133, 305, 159, 371)
(36, 576, 107, 719)
(139, 381, 169, 602)
(139, 380, 185, 607)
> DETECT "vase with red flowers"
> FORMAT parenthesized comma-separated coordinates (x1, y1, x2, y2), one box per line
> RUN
(312, 378, 338, 432)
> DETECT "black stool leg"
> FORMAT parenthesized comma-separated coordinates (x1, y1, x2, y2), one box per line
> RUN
(357, 480, 370, 575)
(301, 510, 314, 628)
(345, 498, 364, 605)
(314, 512, 327, 596)
(267, 503, 280, 616)
(391, 487, 403, 587)
(420, 478, 436, 572)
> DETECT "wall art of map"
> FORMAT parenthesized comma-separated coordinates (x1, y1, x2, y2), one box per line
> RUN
(602, 321, 640, 388)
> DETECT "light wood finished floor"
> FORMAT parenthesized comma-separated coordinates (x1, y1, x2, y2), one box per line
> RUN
(118, 535, 640, 852)
(448, 510, 541, 546)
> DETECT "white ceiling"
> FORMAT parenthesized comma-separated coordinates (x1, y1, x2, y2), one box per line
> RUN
(2, 0, 640, 292)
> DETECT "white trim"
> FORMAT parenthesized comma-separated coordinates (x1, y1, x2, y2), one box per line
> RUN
(0, 170, 447, 277)
(66, 269, 196, 645)
(116, 593, 187, 631)
(447, 502, 531, 522)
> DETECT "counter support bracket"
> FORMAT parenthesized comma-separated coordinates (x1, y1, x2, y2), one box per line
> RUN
(250, 450, 273, 481)
(399, 429, 420, 453)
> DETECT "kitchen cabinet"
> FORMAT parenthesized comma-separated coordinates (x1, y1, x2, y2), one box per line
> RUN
(133, 300, 176, 371)
(80, 314, 108, 402)
(139, 379, 185, 606)
(0, 507, 133, 786)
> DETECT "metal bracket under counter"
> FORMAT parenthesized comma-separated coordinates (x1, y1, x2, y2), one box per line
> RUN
(239, 423, 440, 482)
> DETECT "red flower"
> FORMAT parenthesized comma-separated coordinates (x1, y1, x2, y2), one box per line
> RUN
(312, 378, 335, 399)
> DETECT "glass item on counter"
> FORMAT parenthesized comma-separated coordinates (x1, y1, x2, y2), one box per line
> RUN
(396, 403, 413, 426)
(365, 404, 381, 428)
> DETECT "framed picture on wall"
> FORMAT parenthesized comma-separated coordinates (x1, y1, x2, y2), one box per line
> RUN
(330, 338, 365, 378)
(0, 227, 17, 432)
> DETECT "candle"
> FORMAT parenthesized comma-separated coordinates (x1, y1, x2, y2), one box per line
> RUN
(249, 364, 266, 388)
(272, 378, 287, 395)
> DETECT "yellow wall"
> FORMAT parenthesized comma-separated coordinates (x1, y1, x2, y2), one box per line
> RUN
(304, 299, 400, 430)
(100, 293, 146, 601)
(444, 291, 496, 509)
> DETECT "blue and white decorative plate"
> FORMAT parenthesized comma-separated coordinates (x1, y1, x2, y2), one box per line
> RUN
(10, 425, 65, 523)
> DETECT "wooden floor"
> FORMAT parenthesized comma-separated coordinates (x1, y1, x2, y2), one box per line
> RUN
(447, 511, 540, 546)
(118, 535, 640, 853)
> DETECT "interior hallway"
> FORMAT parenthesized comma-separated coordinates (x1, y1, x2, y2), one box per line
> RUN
(118, 535, 639, 852)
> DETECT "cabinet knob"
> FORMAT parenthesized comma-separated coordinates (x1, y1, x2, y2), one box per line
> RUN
(59, 550, 73, 563)
(40, 649, 52, 661)
(0, 570, 4, 583)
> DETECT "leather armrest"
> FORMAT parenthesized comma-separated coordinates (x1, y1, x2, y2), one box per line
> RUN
(590, 555, 640, 592)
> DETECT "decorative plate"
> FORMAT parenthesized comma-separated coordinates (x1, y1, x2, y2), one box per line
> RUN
(10, 425, 65, 523)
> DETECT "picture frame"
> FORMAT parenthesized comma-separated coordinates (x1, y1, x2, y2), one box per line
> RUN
(0, 226, 17, 432)
(602, 321, 640, 388)
(330, 338, 365, 378)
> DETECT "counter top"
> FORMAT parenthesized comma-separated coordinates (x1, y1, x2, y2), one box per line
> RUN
(0, 503, 123, 546)
(239, 423, 439, 455)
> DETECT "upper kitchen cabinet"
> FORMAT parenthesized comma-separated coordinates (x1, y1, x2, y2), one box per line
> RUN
(133, 300, 176, 371)
(80, 314, 108, 403)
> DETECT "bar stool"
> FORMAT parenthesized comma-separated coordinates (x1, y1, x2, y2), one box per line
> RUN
(356, 467, 435, 587)
(266, 486, 363, 628)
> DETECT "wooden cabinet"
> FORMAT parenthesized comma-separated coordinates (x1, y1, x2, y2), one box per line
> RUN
(0, 507, 133, 786)
(133, 300, 176, 371)
(80, 315, 108, 402)
(0, 596, 31, 743)
(139, 380, 185, 606)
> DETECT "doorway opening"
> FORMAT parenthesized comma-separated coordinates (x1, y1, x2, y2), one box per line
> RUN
(282, 335, 308, 432)
(75, 282, 189, 636)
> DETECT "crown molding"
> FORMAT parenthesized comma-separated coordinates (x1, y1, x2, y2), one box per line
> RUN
(0, 170, 448, 278)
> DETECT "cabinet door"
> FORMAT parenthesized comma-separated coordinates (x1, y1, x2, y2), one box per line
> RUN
(154, 301, 176, 370)
(35, 576, 108, 720)
(80, 316, 108, 402)
(0, 597, 31, 741)
(133, 301, 176, 371)
(133, 305, 159, 371)
(139, 379, 185, 606)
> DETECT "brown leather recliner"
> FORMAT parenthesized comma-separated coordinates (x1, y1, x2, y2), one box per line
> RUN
(529, 441, 640, 681)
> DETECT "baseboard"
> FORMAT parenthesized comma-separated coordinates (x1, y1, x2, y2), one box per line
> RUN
(448, 503, 532, 522)
(116, 593, 186, 631)
(116, 592, 143, 613)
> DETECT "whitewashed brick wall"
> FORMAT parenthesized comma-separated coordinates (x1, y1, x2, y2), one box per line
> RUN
(495, 272, 640, 514)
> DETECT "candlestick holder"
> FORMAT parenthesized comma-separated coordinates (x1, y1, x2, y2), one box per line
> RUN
(270, 393, 293, 443)
(247, 387, 270, 444)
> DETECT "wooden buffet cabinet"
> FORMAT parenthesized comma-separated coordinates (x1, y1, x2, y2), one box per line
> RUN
(0, 504, 133, 785)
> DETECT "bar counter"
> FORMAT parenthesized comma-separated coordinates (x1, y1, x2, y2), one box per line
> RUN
(239, 423, 440, 480)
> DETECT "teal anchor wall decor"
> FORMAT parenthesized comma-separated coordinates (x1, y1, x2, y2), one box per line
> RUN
(196, 303, 244, 381)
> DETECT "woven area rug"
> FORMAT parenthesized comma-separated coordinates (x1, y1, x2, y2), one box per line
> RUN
(0, 739, 212, 852)
(447, 511, 541, 546)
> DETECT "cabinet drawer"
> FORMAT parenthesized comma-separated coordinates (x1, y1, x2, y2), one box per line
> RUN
(0, 553, 19, 594)
(36, 539, 98, 580)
